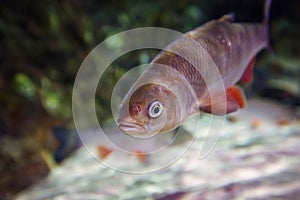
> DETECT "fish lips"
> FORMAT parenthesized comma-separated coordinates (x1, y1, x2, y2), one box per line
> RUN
(118, 121, 162, 138)
(117, 120, 147, 136)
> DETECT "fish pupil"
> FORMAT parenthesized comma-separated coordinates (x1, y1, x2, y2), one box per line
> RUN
(153, 106, 160, 114)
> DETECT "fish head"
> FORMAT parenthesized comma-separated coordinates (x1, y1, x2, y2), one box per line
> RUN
(117, 83, 181, 137)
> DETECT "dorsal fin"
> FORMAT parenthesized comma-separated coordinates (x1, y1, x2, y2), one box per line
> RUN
(218, 13, 235, 23)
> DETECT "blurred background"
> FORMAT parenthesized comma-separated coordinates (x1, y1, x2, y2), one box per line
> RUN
(0, 0, 299, 199)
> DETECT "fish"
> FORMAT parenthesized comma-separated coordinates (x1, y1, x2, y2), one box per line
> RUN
(97, 145, 146, 163)
(118, 0, 272, 136)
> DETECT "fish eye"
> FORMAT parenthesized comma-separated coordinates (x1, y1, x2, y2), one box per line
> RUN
(148, 100, 163, 118)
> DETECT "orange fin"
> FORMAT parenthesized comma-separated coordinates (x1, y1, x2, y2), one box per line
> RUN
(240, 57, 256, 83)
(201, 86, 246, 115)
(97, 145, 113, 160)
(226, 86, 246, 109)
(133, 150, 146, 163)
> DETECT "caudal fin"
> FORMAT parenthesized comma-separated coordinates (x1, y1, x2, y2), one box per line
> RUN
(263, 0, 272, 24)
(263, 0, 273, 53)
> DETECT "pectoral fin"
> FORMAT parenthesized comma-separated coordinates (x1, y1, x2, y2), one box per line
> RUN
(226, 86, 246, 109)
(200, 86, 246, 115)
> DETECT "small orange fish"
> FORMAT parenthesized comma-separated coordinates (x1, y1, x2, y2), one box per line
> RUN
(251, 119, 261, 129)
(90, 126, 173, 163)
(118, 0, 272, 136)
(133, 150, 147, 163)
(97, 145, 113, 160)
(276, 119, 290, 126)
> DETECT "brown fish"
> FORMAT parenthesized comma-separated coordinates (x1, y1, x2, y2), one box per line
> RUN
(118, 0, 272, 136)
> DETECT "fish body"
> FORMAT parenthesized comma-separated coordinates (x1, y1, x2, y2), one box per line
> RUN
(118, 0, 272, 136)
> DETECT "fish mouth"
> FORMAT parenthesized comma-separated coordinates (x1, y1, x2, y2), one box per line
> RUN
(118, 120, 146, 135)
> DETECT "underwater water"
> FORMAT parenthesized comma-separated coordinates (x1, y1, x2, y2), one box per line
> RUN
(16, 98, 300, 200)
(1, 0, 300, 200)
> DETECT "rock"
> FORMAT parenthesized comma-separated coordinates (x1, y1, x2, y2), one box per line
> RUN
(0, 136, 50, 200)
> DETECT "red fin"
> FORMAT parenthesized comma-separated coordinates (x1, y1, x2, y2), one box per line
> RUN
(226, 86, 246, 109)
(133, 150, 146, 163)
(240, 57, 256, 83)
(201, 86, 246, 115)
(97, 145, 113, 160)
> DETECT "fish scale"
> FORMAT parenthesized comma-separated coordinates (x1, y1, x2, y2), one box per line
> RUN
(153, 21, 268, 92)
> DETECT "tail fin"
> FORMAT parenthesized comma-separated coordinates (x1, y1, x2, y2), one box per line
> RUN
(263, 0, 273, 53)
(263, 0, 272, 24)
